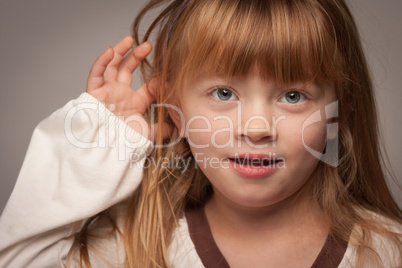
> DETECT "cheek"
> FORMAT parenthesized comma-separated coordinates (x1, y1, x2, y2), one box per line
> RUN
(209, 118, 234, 147)
(185, 113, 235, 148)
(301, 120, 327, 152)
(188, 132, 211, 149)
(183, 111, 212, 147)
(277, 115, 327, 166)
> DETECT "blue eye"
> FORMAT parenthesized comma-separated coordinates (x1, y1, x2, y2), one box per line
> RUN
(279, 91, 306, 104)
(211, 87, 238, 101)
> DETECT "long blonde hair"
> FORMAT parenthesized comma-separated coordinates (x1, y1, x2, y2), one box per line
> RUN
(74, 0, 402, 267)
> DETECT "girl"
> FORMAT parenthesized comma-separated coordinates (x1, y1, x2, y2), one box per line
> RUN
(0, 0, 401, 267)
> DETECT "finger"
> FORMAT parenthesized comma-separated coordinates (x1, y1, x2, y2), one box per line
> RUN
(135, 79, 159, 109)
(86, 47, 114, 92)
(144, 78, 159, 100)
(104, 36, 134, 82)
(117, 42, 152, 84)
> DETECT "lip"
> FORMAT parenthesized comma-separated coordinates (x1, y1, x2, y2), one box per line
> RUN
(227, 153, 282, 178)
(229, 153, 274, 159)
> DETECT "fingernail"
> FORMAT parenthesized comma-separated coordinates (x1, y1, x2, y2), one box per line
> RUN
(142, 41, 152, 50)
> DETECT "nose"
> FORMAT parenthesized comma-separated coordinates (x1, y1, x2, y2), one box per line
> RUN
(237, 103, 276, 144)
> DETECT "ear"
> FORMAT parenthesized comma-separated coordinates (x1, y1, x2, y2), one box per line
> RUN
(168, 109, 185, 138)
(165, 95, 186, 138)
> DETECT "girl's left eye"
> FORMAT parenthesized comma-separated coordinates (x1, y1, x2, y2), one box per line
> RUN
(210, 87, 239, 101)
(279, 91, 306, 104)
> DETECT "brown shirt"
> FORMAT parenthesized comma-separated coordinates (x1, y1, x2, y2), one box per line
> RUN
(186, 206, 348, 268)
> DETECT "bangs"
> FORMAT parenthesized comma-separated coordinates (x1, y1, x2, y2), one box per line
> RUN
(168, 0, 343, 86)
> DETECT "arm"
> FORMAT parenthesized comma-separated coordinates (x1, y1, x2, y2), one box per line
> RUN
(0, 36, 166, 267)
(0, 93, 152, 267)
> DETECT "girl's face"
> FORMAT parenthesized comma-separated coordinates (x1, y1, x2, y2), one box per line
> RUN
(173, 72, 336, 209)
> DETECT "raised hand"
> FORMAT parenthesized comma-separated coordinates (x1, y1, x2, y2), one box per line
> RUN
(86, 36, 171, 141)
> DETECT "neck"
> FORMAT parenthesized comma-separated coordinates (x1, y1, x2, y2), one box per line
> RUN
(204, 183, 328, 237)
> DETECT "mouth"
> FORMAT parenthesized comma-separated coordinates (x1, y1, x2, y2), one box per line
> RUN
(227, 154, 283, 177)
(228, 154, 283, 167)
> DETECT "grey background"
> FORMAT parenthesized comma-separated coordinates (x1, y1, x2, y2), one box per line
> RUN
(0, 0, 401, 213)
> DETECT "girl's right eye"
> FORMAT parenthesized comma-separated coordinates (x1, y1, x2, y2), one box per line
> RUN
(210, 87, 238, 101)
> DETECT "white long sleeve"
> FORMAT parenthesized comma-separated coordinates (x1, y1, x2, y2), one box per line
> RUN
(0, 93, 153, 267)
